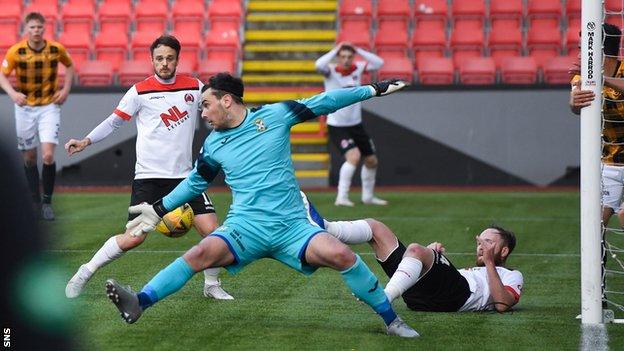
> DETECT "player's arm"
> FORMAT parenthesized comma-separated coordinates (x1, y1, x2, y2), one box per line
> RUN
(604, 77, 624, 93)
(0, 49, 26, 106)
(315, 45, 340, 76)
(356, 47, 384, 71)
(569, 78, 595, 115)
(53, 44, 75, 104)
(65, 113, 127, 155)
(481, 241, 520, 312)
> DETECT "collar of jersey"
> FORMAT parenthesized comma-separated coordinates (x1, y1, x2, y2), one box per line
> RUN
(335, 64, 357, 76)
(220, 108, 249, 132)
(27, 40, 47, 53)
(153, 74, 176, 85)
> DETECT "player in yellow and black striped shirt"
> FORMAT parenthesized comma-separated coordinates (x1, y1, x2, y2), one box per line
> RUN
(0, 12, 75, 220)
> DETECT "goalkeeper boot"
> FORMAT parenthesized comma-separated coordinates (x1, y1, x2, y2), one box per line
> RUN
(105, 279, 143, 324)
(370, 79, 409, 96)
(65, 264, 93, 298)
(386, 317, 420, 338)
(203, 280, 234, 300)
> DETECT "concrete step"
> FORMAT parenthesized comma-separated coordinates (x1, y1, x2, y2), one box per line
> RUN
(243, 74, 324, 85)
(295, 168, 330, 188)
(245, 30, 336, 41)
(291, 122, 322, 133)
(248, 1, 337, 12)
(243, 60, 317, 73)
(291, 143, 328, 154)
(244, 43, 334, 60)
(246, 13, 336, 30)
(293, 154, 330, 170)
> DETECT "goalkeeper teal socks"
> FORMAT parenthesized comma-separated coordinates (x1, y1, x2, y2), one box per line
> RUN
(341, 255, 397, 325)
(138, 257, 196, 309)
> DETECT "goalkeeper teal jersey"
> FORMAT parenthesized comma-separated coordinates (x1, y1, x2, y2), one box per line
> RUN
(162, 86, 374, 221)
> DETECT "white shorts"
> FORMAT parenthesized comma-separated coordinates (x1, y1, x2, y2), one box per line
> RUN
(602, 164, 624, 211)
(15, 103, 60, 150)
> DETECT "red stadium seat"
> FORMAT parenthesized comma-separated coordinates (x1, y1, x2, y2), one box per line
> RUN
(339, 0, 373, 27)
(527, 0, 562, 20)
(172, 30, 202, 72)
(417, 57, 454, 84)
(98, 0, 132, 34)
(131, 31, 155, 62)
(337, 20, 372, 50)
(451, 24, 484, 67)
(543, 56, 574, 84)
(527, 20, 562, 68)
(566, 19, 580, 55)
(375, 21, 410, 53)
(176, 59, 196, 77)
(61, 0, 95, 34)
(605, 0, 623, 13)
(209, 0, 244, 28)
(377, 0, 411, 28)
(500, 57, 537, 84)
(606, 15, 624, 30)
(24, 2, 58, 38)
(95, 30, 128, 72)
(118, 60, 153, 86)
(377, 55, 413, 82)
(451, 0, 486, 23)
(412, 25, 446, 60)
(490, 0, 523, 21)
(78, 60, 114, 86)
(205, 24, 240, 63)
(459, 57, 496, 85)
(566, 0, 580, 20)
(135, 0, 169, 33)
(414, 0, 448, 27)
(489, 21, 522, 68)
(59, 31, 92, 70)
(172, 0, 206, 34)
(0, 2, 21, 39)
(198, 59, 235, 82)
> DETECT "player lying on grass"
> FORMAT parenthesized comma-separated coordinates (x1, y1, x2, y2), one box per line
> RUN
(104, 73, 419, 337)
(301, 193, 523, 312)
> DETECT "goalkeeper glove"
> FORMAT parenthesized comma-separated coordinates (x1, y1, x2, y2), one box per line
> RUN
(126, 199, 169, 237)
(370, 79, 409, 96)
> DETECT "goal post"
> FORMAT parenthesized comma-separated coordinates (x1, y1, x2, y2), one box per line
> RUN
(580, 0, 604, 325)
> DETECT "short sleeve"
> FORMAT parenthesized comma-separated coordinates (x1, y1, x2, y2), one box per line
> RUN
(57, 44, 73, 67)
(502, 270, 524, 300)
(1, 45, 18, 76)
(113, 86, 140, 120)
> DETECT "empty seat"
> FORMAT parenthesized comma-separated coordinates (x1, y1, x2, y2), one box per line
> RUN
(205, 24, 240, 63)
(172, 0, 206, 34)
(377, 0, 411, 28)
(566, 0, 580, 19)
(0, 1, 21, 38)
(489, 21, 522, 68)
(78, 60, 114, 86)
(527, 21, 562, 68)
(417, 57, 454, 84)
(95, 30, 128, 72)
(606, 15, 624, 30)
(414, 0, 448, 27)
(172, 30, 202, 71)
(543, 56, 574, 84)
(118, 60, 153, 86)
(565, 19, 580, 55)
(377, 55, 413, 82)
(198, 59, 235, 82)
(209, 0, 244, 28)
(339, 0, 373, 27)
(375, 21, 410, 53)
(131, 31, 156, 62)
(98, 0, 132, 33)
(451, 0, 486, 23)
(605, 0, 623, 13)
(451, 24, 484, 67)
(135, 0, 169, 33)
(176, 60, 196, 77)
(59, 31, 92, 69)
(501, 57, 537, 84)
(61, 0, 95, 34)
(337, 20, 372, 50)
(490, 0, 523, 21)
(527, 0, 562, 20)
(412, 25, 446, 59)
(459, 57, 496, 85)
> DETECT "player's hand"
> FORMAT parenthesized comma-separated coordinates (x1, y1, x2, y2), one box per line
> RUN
(479, 238, 496, 266)
(427, 242, 445, 253)
(570, 79, 595, 109)
(126, 203, 162, 237)
(53, 88, 70, 105)
(370, 79, 409, 96)
(65, 138, 90, 156)
(10, 91, 27, 106)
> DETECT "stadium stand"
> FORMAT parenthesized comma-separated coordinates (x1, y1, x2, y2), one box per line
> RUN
(459, 57, 496, 85)
(451, 0, 486, 24)
(543, 56, 574, 84)
(450, 20, 485, 67)
(198, 59, 235, 82)
(375, 21, 410, 54)
(172, 0, 206, 34)
(527, 19, 563, 69)
(78, 60, 114, 86)
(377, 0, 411, 28)
(98, 0, 132, 34)
(95, 30, 129, 72)
(173, 29, 202, 71)
(61, 0, 96, 34)
(134, 0, 169, 33)
(377, 55, 413, 82)
(130, 31, 155, 62)
(489, 21, 523, 69)
(339, 0, 373, 28)
(414, 0, 448, 27)
(490, 0, 523, 23)
(417, 57, 455, 84)
(500, 57, 538, 84)
(24, 0, 58, 38)
(338, 19, 371, 50)
(59, 31, 92, 70)
(411, 23, 446, 62)
(118, 60, 152, 86)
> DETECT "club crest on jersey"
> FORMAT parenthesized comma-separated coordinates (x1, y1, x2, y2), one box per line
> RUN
(254, 118, 266, 132)
(184, 93, 194, 105)
(160, 106, 190, 130)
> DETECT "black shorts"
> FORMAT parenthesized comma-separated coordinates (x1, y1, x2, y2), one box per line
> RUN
(328, 123, 376, 157)
(128, 178, 215, 221)
(378, 241, 471, 312)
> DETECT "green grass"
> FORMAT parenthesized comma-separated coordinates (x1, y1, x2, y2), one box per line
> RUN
(44, 191, 624, 350)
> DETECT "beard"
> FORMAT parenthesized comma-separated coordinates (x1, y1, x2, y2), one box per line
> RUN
(475, 253, 505, 267)
(155, 68, 175, 80)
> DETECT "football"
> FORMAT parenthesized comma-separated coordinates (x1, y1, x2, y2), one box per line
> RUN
(155, 204, 194, 238)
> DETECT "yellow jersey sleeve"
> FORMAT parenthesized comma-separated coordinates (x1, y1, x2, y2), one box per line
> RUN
(1, 44, 18, 76)
(57, 43, 73, 67)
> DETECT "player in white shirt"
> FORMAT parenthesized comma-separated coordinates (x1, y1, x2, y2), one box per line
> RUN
(315, 43, 387, 207)
(302, 193, 522, 312)
(63, 35, 233, 300)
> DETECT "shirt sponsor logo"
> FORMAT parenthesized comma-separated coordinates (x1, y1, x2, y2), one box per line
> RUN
(160, 106, 190, 130)
(149, 96, 165, 100)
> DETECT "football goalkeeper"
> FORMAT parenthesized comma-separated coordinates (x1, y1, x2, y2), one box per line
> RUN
(104, 73, 417, 337)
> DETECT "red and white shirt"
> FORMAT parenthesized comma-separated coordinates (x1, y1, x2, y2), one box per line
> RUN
(113, 75, 202, 179)
(323, 62, 369, 127)
(458, 266, 524, 311)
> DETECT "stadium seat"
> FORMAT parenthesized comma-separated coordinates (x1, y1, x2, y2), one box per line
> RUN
(451, 0, 486, 24)
(61, 0, 95, 34)
(24, 2, 58, 38)
(78, 60, 114, 86)
(500, 57, 538, 84)
(0, 1, 21, 40)
(98, 0, 132, 34)
(527, 21, 562, 68)
(205, 24, 240, 64)
(118, 60, 153, 86)
(412, 25, 446, 60)
(59, 31, 92, 70)
(450, 24, 484, 67)
(527, 0, 562, 20)
(414, 0, 448, 27)
(172, 0, 206, 34)
(375, 21, 410, 54)
(135, 0, 169, 33)
(459, 57, 496, 85)
(176, 59, 196, 77)
(95, 30, 129, 72)
(377, 55, 413, 82)
(489, 22, 522, 68)
(339, 0, 373, 28)
(605, 0, 623, 13)
(417, 57, 454, 85)
(198, 59, 235, 82)
(377, 0, 411, 28)
(489, 0, 523, 22)
(337, 20, 371, 50)
(605, 15, 624, 30)
(543, 56, 574, 84)
(131, 31, 155, 62)
(172, 30, 202, 72)
(565, 19, 580, 56)
(566, 0, 581, 20)
(208, 0, 244, 28)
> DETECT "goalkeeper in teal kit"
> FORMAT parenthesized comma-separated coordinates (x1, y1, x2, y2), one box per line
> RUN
(105, 73, 417, 337)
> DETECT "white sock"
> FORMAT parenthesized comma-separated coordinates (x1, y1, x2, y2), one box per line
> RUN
(204, 268, 220, 285)
(325, 220, 373, 244)
(384, 257, 423, 302)
(361, 165, 377, 201)
(84, 236, 124, 273)
(337, 162, 356, 199)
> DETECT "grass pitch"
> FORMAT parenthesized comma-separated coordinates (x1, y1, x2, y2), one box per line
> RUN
(46, 191, 624, 350)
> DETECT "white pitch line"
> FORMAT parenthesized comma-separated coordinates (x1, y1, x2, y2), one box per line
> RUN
(45, 249, 580, 257)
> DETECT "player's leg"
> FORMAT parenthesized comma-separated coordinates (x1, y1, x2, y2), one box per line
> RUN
(355, 126, 386, 205)
(601, 165, 620, 225)
(38, 104, 61, 220)
(106, 235, 236, 323)
(383, 243, 434, 303)
(15, 105, 41, 207)
(329, 126, 359, 206)
(190, 191, 234, 300)
(303, 233, 418, 337)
